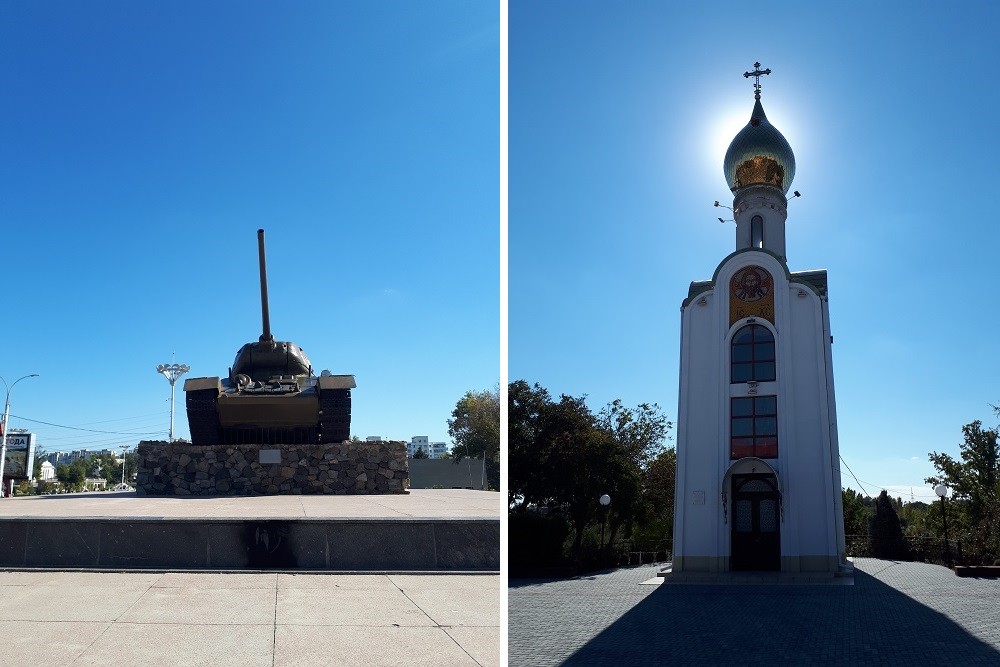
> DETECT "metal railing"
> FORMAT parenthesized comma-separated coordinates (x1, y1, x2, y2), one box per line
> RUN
(845, 534, 963, 566)
(606, 539, 672, 566)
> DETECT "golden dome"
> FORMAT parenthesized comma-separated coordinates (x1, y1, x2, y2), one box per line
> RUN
(723, 98, 795, 194)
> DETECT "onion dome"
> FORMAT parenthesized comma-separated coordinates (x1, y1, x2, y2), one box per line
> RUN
(723, 97, 795, 194)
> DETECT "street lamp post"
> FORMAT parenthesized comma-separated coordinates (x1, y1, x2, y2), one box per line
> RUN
(935, 484, 953, 567)
(156, 363, 190, 441)
(120, 445, 129, 488)
(0, 374, 39, 498)
(599, 494, 611, 553)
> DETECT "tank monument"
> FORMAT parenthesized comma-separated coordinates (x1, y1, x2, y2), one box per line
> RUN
(0, 230, 496, 572)
(134, 229, 409, 496)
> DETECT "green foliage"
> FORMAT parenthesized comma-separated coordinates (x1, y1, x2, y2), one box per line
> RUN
(598, 399, 671, 468)
(413, 447, 428, 459)
(32, 449, 48, 480)
(56, 460, 86, 489)
(507, 379, 673, 565)
(927, 418, 1000, 565)
(508, 380, 552, 509)
(641, 448, 677, 539)
(842, 488, 872, 537)
(448, 385, 500, 466)
(52, 452, 137, 492)
(869, 490, 910, 560)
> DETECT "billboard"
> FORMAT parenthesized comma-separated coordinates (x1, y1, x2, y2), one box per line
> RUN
(2, 431, 36, 479)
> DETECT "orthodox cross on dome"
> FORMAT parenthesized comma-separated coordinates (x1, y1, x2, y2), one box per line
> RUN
(743, 62, 771, 100)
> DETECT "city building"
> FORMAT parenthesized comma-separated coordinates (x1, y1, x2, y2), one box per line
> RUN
(407, 437, 449, 459)
(39, 461, 55, 481)
(672, 66, 845, 575)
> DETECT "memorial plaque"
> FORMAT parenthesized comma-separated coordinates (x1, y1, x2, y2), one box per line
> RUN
(692, 490, 705, 505)
(259, 449, 282, 465)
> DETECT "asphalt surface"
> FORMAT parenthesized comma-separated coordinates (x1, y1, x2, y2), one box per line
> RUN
(0, 570, 499, 666)
(509, 558, 1000, 666)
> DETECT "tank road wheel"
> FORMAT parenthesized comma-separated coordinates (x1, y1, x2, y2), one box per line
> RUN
(319, 388, 351, 444)
(186, 389, 221, 445)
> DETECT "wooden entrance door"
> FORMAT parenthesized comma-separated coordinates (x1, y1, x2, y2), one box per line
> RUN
(731, 473, 780, 571)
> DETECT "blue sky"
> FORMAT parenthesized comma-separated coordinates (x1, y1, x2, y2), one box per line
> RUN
(509, 1, 1000, 503)
(1, 1, 499, 451)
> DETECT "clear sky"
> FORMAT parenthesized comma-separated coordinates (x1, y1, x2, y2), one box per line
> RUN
(510, 1, 1000, 504)
(1, 1, 499, 451)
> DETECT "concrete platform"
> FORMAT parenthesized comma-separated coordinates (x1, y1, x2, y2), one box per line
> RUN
(0, 489, 500, 572)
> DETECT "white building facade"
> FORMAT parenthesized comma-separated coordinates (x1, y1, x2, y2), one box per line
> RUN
(407, 437, 449, 459)
(672, 67, 845, 574)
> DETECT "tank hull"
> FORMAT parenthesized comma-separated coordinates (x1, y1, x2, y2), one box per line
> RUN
(184, 375, 355, 446)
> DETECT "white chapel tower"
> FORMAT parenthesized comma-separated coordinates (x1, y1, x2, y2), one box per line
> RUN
(672, 64, 846, 575)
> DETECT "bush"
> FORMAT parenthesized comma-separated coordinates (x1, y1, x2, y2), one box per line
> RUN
(509, 511, 570, 574)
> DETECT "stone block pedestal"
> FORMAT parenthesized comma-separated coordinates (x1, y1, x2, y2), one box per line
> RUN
(135, 440, 409, 496)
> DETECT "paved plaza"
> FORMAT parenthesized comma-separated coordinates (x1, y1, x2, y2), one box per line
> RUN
(0, 488, 502, 520)
(0, 570, 499, 666)
(509, 558, 1000, 666)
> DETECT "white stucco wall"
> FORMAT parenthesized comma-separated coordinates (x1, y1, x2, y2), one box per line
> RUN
(673, 248, 843, 573)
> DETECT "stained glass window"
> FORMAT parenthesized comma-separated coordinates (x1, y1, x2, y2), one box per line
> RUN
(731, 324, 776, 383)
(730, 395, 779, 459)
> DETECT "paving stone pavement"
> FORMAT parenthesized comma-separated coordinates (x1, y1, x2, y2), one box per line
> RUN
(509, 558, 1000, 666)
(0, 570, 500, 666)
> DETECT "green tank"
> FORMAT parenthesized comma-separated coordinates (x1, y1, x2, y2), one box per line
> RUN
(183, 229, 355, 446)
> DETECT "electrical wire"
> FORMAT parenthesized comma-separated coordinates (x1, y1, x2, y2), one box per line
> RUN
(9, 414, 163, 436)
(839, 455, 871, 497)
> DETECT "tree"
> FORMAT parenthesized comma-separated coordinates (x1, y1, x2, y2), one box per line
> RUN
(539, 394, 629, 555)
(448, 385, 500, 489)
(597, 400, 672, 546)
(641, 448, 677, 537)
(413, 446, 428, 459)
(927, 419, 1000, 564)
(32, 449, 49, 480)
(57, 460, 87, 490)
(842, 488, 871, 537)
(598, 400, 671, 468)
(508, 380, 552, 509)
(507, 379, 675, 567)
(869, 489, 909, 559)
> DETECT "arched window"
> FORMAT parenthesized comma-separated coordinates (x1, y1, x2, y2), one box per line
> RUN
(731, 324, 776, 383)
(750, 214, 764, 248)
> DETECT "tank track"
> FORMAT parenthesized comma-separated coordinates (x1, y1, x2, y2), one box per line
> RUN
(319, 388, 352, 444)
(186, 388, 221, 446)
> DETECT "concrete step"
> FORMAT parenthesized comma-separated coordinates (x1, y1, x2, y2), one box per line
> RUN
(0, 490, 500, 572)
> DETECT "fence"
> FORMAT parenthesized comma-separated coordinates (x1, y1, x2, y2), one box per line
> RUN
(845, 534, 963, 566)
(606, 539, 673, 566)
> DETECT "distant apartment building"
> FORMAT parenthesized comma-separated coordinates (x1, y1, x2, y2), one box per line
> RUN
(364, 435, 449, 458)
(407, 436, 449, 459)
(48, 449, 124, 466)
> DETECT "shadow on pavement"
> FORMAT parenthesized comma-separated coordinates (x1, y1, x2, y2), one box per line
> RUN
(558, 568, 1000, 665)
(508, 568, 629, 589)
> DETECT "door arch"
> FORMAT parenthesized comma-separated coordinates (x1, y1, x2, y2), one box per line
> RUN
(730, 472, 780, 571)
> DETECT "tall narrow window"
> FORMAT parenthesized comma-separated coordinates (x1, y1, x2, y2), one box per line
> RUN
(731, 395, 778, 459)
(731, 324, 776, 383)
(751, 214, 764, 248)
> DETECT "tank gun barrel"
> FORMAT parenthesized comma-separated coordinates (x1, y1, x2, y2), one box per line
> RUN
(257, 228, 273, 343)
